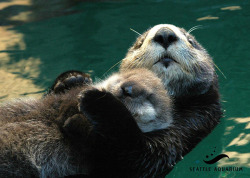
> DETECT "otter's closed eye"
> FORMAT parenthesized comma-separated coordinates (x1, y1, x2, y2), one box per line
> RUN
(134, 39, 144, 49)
(188, 38, 194, 46)
(187, 37, 200, 49)
(133, 31, 149, 49)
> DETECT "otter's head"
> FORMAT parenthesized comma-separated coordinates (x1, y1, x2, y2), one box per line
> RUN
(95, 69, 173, 132)
(120, 24, 215, 97)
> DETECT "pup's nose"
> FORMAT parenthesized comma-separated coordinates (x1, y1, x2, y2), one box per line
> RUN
(121, 85, 133, 97)
(153, 28, 178, 49)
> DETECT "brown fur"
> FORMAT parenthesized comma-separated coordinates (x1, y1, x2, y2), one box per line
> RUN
(95, 68, 173, 132)
(0, 88, 91, 177)
(0, 68, 172, 177)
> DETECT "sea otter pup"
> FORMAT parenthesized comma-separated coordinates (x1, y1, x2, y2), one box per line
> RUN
(50, 24, 222, 176)
(0, 69, 173, 177)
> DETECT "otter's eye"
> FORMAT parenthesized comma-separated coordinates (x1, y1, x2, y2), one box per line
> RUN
(134, 39, 144, 49)
(188, 38, 198, 48)
(188, 38, 194, 45)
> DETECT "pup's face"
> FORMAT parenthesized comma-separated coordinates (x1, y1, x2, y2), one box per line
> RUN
(95, 69, 173, 133)
(121, 24, 215, 97)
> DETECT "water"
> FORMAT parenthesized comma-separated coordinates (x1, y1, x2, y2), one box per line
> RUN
(0, 0, 249, 177)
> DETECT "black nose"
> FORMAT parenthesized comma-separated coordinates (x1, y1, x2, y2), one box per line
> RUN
(121, 85, 133, 97)
(153, 28, 178, 49)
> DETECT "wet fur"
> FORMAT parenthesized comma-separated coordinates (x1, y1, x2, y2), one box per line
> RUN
(0, 69, 173, 178)
(1, 23, 223, 177)
(0, 88, 92, 177)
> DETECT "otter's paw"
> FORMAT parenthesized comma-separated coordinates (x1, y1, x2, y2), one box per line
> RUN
(79, 88, 141, 142)
(49, 70, 92, 94)
(63, 114, 92, 139)
(79, 88, 125, 123)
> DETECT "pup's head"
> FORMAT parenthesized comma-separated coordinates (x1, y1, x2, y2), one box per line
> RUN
(96, 68, 173, 132)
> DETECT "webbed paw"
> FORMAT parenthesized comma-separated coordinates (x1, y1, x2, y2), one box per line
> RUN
(78, 88, 141, 143)
(78, 88, 118, 119)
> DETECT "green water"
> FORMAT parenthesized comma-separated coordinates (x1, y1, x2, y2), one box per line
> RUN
(0, 0, 249, 177)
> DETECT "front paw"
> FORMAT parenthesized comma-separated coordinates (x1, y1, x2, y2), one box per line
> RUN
(78, 88, 141, 143)
(79, 88, 128, 122)
(79, 89, 114, 115)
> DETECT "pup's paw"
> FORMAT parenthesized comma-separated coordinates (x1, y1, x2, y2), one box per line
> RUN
(78, 88, 141, 140)
(79, 88, 110, 113)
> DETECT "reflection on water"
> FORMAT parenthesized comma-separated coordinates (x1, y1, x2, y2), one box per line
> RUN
(218, 151, 250, 167)
(0, 2, 43, 99)
(0, 63, 42, 100)
(217, 117, 250, 177)
(197, 5, 242, 21)
(0, 0, 249, 177)
(197, 15, 219, 21)
(221, 6, 242, 11)
(0, 0, 97, 26)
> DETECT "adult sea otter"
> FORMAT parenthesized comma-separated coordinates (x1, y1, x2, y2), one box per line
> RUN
(49, 24, 223, 177)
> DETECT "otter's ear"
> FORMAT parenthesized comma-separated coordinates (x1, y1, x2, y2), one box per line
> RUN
(63, 114, 92, 139)
(47, 70, 92, 95)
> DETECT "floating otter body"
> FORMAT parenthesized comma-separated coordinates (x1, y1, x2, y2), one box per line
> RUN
(49, 24, 222, 177)
(0, 69, 173, 177)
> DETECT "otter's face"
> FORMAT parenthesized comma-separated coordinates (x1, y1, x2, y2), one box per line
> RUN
(95, 69, 173, 133)
(120, 24, 215, 97)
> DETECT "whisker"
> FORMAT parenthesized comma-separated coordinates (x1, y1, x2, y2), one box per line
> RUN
(94, 77, 103, 84)
(126, 59, 134, 71)
(136, 52, 146, 68)
(187, 25, 200, 34)
(130, 28, 142, 36)
(187, 25, 203, 34)
(212, 61, 227, 79)
(134, 57, 141, 68)
(102, 60, 122, 77)
(125, 58, 132, 70)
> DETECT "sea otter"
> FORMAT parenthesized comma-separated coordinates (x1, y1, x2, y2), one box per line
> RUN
(0, 69, 173, 177)
(120, 24, 222, 153)
(49, 24, 222, 177)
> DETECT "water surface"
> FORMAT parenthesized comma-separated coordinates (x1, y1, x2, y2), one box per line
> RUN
(0, 0, 249, 177)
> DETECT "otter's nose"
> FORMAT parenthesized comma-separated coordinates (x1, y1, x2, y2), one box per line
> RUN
(121, 85, 133, 97)
(153, 28, 178, 49)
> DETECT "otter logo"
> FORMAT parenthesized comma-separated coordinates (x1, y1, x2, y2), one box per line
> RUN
(203, 147, 229, 164)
